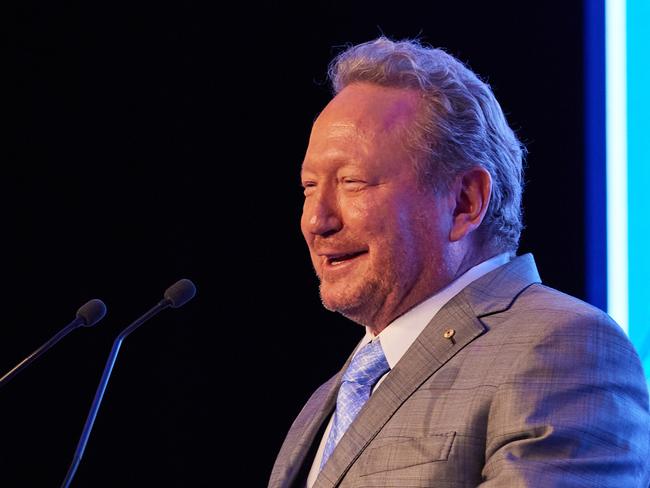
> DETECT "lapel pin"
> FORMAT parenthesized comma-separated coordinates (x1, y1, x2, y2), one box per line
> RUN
(443, 328, 456, 344)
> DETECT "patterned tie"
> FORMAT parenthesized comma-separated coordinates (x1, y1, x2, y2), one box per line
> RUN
(320, 339, 390, 469)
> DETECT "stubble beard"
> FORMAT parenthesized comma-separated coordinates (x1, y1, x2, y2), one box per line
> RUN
(317, 259, 398, 327)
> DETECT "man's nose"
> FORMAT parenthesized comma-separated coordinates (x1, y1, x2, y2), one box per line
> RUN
(303, 189, 343, 236)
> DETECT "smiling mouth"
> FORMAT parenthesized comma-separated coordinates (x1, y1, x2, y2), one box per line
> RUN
(327, 250, 368, 265)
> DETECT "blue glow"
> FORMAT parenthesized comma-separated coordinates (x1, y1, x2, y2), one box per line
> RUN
(585, 0, 607, 312)
(599, 0, 650, 378)
(605, 0, 628, 333)
(627, 0, 650, 374)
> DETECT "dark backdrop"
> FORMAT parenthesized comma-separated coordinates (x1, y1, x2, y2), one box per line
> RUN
(3, 1, 584, 486)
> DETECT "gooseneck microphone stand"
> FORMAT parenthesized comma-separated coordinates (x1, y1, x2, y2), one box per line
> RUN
(61, 279, 196, 488)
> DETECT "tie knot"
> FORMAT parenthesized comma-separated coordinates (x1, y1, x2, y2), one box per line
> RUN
(342, 340, 390, 386)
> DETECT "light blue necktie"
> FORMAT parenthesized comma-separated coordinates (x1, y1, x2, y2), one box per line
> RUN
(320, 339, 390, 470)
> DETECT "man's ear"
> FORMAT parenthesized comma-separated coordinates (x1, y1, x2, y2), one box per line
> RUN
(449, 167, 492, 242)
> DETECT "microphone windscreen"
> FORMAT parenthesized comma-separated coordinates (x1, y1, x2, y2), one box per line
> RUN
(164, 279, 196, 308)
(76, 299, 108, 327)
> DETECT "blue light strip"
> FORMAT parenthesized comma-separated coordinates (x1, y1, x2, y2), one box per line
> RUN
(626, 0, 650, 370)
(598, 0, 650, 377)
(605, 0, 628, 334)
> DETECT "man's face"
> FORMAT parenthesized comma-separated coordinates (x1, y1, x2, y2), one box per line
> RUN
(300, 83, 455, 328)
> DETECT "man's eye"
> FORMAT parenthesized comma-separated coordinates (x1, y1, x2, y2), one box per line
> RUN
(342, 179, 365, 188)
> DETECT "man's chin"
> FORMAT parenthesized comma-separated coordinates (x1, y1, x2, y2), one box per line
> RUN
(318, 284, 374, 322)
(318, 288, 345, 312)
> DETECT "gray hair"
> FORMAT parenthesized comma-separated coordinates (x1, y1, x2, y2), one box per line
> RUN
(328, 37, 526, 253)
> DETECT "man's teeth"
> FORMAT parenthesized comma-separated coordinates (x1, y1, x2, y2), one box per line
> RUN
(330, 252, 362, 264)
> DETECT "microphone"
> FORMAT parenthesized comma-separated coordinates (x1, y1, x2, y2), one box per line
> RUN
(0, 299, 107, 389)
(61, 279, 197, 488)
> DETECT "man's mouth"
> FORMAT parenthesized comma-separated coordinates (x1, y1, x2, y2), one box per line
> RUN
(326, 250, 368, 266)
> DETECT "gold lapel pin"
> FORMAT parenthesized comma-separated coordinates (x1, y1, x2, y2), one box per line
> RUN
(443, 328, 456, 344)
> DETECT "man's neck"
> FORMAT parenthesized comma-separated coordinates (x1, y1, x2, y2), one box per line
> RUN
(363, 248, 506, 335)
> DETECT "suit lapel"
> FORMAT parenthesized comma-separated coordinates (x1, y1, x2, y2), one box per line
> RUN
(313, 253, 542, 487)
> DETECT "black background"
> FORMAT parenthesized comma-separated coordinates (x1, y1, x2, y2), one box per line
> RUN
(3, 1, 584, 486)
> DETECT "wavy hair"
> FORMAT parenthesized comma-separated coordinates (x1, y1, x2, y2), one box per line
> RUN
(328, 37, 526, 253)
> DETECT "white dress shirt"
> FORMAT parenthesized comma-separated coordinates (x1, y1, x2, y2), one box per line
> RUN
(306, 252, 511, 486)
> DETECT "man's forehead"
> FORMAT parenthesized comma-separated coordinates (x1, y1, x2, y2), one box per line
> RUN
(311, 119, 361, 136)
(308, 119, 367, 146)
(316, 83, 421, 134)
(301, 122, 370, 174)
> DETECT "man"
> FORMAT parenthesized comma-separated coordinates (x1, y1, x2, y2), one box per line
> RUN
(269, 37, 650, 487)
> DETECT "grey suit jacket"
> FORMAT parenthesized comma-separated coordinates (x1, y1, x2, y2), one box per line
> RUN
(269, 254, 650, 487)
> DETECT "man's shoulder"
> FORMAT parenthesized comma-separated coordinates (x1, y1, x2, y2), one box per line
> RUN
(499, 281, 630, 344)
(479, 281, 646, 392)
(516, 281, 609, 317)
